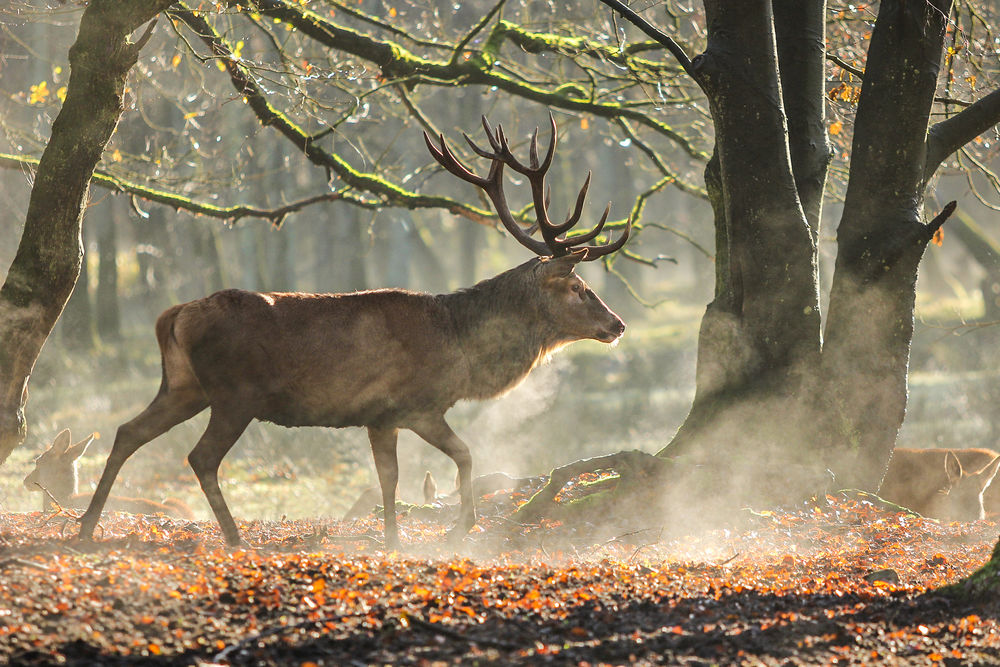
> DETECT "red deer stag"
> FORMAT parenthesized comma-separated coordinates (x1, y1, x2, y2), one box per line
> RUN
(77, 114, 629, 549)
(25, 429, 193, 519)
(878, 447, 1000, 521)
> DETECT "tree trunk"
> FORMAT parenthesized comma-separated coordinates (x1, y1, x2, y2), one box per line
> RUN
(657, 0, 955, 498)
(0, 0, 173, 463)
(60, 225, 95, 352)
(96, 205, 122, 343)
(820, 0, 953, 489)
(660, 1, 823, 494)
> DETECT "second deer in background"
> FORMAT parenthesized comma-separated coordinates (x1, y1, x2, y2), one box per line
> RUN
(24, 429, 193, 519)
(878, 447, 1000, 520)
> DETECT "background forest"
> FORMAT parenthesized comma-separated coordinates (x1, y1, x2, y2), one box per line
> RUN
(1, 0, 999, 524)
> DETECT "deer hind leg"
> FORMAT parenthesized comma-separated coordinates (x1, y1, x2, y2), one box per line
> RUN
(367, 426, 400, 551)
(410, 416, 475, 543)
(78, 388, 207, 540)
(187, 408, 252, 547)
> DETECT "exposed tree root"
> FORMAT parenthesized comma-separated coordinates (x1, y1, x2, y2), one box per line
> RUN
(511, 450, 671, 525)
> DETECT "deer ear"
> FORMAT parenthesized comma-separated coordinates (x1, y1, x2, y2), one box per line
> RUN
(944, 450, 964, 485)
(980, 455, 1000, 491)
(64, 433, 96, 461)
(50, 429, 72, 455)
(539, 250, 587, 277)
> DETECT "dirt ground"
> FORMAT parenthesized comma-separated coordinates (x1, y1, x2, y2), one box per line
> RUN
(1, 490, 999, 666)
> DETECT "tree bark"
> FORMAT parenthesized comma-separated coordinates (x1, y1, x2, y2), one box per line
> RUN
(662, 1, 822, 485)
(0, 0, 173, 463)
(821, 0, 954, 489)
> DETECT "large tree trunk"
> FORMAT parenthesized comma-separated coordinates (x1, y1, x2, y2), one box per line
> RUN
(660, 0, 824, 495)
(663, 0, 958, 498)
(512, 0, 997, 532)
(0, 0, 173, 463)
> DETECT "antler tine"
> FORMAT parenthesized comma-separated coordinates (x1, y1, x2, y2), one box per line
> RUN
(538, 111, 557, 174)
(529, 127, 540, 170)
(519, 113, 558, 176)
(543, 171, 593, 239)
(481, 115, 502, 153)
(552, 200, 609, 249)
(463, 132, 496, 160)
(573, 214, 632, 261)
(423, 131, 489, 188)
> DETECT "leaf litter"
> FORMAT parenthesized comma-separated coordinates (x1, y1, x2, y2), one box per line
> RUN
(1, 491, 998, 665)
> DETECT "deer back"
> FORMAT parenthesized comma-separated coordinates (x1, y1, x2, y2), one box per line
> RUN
(165, 288, 468, 428)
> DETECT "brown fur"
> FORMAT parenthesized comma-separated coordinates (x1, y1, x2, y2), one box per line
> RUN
(878, 447, 1000, 520)
(78, 254, 624, 549)
(24, 429, 193, 519)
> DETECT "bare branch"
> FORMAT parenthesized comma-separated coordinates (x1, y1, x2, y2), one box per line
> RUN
(0, 152, 373, 225)
(593, 0, 695, 76)
(169, 3, 494, 224)
(926, 87, 1000, 181)
(451, 0, 506, 66)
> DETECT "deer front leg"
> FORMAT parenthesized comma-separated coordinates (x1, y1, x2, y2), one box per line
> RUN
(410, 415, 475, 543)
(79, 390, 207, 541)
(367, 426, 401, 551)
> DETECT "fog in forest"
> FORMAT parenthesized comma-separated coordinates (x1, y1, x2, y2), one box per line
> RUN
(2, 1, 1000, 544)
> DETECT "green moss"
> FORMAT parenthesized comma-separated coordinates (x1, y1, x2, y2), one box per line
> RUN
(938, 537, 1000, 600)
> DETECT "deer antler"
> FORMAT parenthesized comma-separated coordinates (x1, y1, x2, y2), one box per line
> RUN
(423, 113, 630, 259)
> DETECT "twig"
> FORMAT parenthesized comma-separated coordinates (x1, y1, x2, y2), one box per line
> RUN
(717, 552, 741, 567)
(0, 557, 49, 571)
(450, 0, 506, 66)
(595, 0, 694, 75)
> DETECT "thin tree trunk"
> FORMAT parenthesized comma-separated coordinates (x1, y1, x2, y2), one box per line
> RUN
(0, 0, 172, 463)
(96, 204, 122, 342)
(60, 224, 95, 351)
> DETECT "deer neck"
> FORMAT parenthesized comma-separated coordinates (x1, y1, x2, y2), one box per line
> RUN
(441, 268, 557, 400)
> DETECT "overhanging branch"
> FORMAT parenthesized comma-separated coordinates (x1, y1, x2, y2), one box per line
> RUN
(169, 3, 495, 224)
(0, 152, 373, 225)
(239, 0, 709, 162)
(925, 88, 1000, 182)
(593, 0, 695, 76)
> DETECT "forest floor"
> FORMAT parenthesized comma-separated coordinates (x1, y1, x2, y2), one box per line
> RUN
(1, 485, 999, 666)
